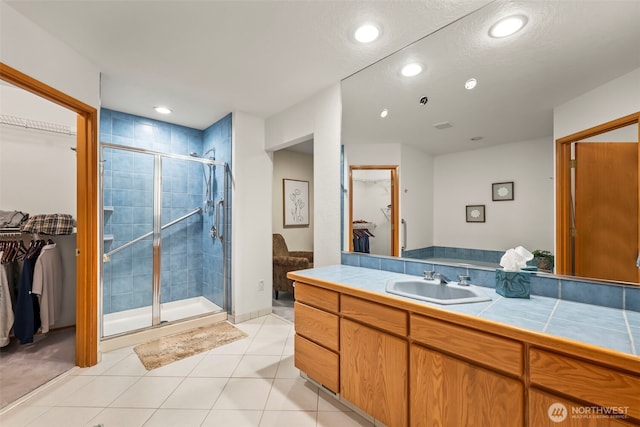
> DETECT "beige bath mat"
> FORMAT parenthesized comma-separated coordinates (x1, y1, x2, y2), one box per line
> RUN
(133, 322, 247, 370)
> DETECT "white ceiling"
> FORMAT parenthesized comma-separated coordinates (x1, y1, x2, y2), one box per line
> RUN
(342, 1, 640, 155)
(6, 0, 492, 130)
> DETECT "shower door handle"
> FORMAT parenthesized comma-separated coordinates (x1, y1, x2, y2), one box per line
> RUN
(214, 198, 224, 241)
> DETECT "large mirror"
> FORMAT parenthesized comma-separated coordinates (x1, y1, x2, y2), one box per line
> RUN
(341, 0, 640, 284)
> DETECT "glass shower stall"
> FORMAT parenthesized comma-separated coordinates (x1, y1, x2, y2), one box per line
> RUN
(100, 143, 230, 337)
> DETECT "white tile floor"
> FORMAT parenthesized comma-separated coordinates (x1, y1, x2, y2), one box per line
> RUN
(1, 315, 374, 427)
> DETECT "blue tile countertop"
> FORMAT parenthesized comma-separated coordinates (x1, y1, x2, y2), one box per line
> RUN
(292, 265, 640, 357)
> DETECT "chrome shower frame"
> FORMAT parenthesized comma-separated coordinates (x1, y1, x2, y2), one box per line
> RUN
(100, 142, 230, 337)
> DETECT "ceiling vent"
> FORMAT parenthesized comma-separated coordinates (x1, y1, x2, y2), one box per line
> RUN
(433, 121, 452, 130)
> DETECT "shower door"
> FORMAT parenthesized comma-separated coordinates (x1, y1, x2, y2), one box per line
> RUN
(102, 147, 155, 336)
(159, 155, 223, 323)
(101, 144, 228, 338)
(203, 159, 229, 311)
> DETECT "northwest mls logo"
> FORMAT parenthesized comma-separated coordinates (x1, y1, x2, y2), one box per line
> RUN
(548, 402, 568, 422)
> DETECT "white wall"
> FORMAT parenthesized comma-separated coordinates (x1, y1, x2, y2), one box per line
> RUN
(0, 85, 77, 215)
(0, 2, 100, 333)
(266, 84, 342, 267)
(433, 137, 554, 252)
(0, 2, 100, 108)
(554, 67, 640, 139)
(344, 143, 433, 252)
(399, 144, 433, 251)
(231, 112, 273, 321)
(272, 149, 314, 252)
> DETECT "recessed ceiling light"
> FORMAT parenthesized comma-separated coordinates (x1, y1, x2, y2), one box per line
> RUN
(354, 24, 380, 43)
(380, 109, 389, 118)
(465, 78, 477, 90)
(489, 15, 527, 38)
(154, 106, 172, 114)
(401, 63, 423, 77)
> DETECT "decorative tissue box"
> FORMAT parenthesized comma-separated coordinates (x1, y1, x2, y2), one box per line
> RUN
(495, 269, 530, 299)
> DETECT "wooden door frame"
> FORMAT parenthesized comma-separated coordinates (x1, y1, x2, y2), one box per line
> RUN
(349, 165, 400, 256)
(556, 111, 640, 282)
(1, 63, 99, 366)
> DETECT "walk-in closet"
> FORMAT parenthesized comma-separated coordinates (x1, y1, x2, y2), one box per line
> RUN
(0, 81, 78, 408)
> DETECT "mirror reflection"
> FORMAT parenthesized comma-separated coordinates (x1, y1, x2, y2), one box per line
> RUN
(349, 166, 399, 257)
(342, 0, 640, 283)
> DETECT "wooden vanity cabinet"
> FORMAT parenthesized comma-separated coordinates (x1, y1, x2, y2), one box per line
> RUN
(293, 282, 340, 392)
(529, 348, 640, 425)
(410, 314, 524, 427)
(290, 277, 640, 427)
(529, 388, 636, 427)
(411, 344, 524, 427)
(340, 296, 409, 427)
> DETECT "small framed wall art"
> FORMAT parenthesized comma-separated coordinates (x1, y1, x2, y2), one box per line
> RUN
(466, 205, 485, 223)
(492, 181, 514, 201)
(283, 179, 309, 227)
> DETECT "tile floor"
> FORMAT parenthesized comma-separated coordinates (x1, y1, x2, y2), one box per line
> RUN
(1, 315, 374, 427)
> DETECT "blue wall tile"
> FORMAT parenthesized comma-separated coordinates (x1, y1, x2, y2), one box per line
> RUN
(134, 121, 154, 142)
(561, 279, 623, 309)
(405, 260, 430, 276)
(405, 245, 502, 266)
(170, 126, 190, 155)
(112, 118, 134, 138)
(341, 253, 359, 266)
(111, 275, 133, 295)
(625, 286, 640, 312)
(101, 108, 232, 316)
(380, 257, 405, 273)
(111, 151, 134, 172)
(360, 255, 381, 270)
(343, 252, 631, 312)
(530, 275, 560, 299)
(469, 268, 495, 289)
(112, 171, 133, 189)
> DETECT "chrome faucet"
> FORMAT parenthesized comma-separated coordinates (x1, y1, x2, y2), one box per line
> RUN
(423, 270, 435, 280)
(458, 275, 471, 286)
(433, 273, 448, 286)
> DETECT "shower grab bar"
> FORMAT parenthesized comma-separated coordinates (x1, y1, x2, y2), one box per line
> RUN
(401, 218, 407, 251)
(104, 207, 202, 261)
(214, 198, 224, 241)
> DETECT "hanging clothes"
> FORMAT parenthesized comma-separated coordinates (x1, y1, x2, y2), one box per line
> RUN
(353, 229, 372, 253)
(13, 242, 43, 344)
(352, 221, 375, 254)
(32, 242, 62, 333)
(0, 251, 15, 348)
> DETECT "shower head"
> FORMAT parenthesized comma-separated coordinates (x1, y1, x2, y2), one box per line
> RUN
(203, 148, 216, 160)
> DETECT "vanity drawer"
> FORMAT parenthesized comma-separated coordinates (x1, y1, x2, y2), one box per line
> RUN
(295, 334, 339, 393)
(295, 282, 339, 313)
(341, 294, 407, 336)
(411, 314, 523, 377)
(529, 348, 640, 420)
(294, 302, 339, 351)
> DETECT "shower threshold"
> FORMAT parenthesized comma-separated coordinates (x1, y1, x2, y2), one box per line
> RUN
(102, 296, 222, 337)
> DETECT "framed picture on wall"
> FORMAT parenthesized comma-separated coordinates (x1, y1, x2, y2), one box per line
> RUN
(466, 205, 485, 223)
(492, 181, 514, 201)
(283, 179, 309, 227)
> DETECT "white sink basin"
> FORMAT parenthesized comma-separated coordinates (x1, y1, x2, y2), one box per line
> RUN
(385, 279, 491, 305)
